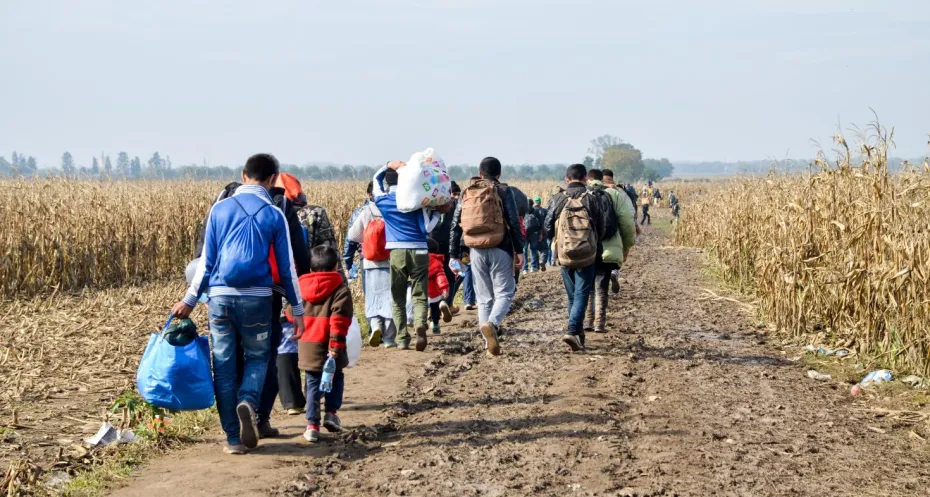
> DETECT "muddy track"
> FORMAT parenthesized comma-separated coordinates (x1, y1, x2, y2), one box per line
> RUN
(114, 218, 930, 497)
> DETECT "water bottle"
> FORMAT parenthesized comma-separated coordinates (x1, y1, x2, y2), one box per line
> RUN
(320, 356, 336, 393)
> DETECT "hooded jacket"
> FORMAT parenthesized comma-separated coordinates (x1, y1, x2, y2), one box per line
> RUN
(428, 253, 450, 300)
(589, 180, 636, 265)
(296, 272, 353, 372)
(449, 177, 525, 259)
(544, 181, 606, 262)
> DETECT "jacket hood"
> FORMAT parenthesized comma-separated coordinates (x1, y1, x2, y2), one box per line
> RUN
(299, 272, 344, 304)
(588, 180, 606, 190)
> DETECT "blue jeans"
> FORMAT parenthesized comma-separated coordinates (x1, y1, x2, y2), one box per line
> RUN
(523, 233, 540, 271)
(305, 370, 345, 427)
(560, 266, 595, 334)
(462, 263, 476, 306)
(209, 295, 273, 445)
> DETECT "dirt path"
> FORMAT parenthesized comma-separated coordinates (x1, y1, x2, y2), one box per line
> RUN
(111, 215, 930, 497)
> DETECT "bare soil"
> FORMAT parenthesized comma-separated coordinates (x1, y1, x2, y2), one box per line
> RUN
(87, 217, 930, 495)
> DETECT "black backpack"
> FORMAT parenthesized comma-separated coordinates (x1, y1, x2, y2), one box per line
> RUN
(591, 189, 618, 240)
(524, 211, 541, 233)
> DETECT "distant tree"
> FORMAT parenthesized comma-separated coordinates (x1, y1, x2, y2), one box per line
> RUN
(588, 135, 632, 160)
(642, 158, 675, 182)
(324, 165, 341, 180)
(601, 146, 644, 182)
(61, 152, 76, 176)
(583, 156, 594, 169)
(147, 152, 164, 177)
(104, 156, 113, 176)
(116, 152, 130, 177)
(79, 166, 89, 176)
(341, 164, 356, 180)
(24, 156, 37, 175)
(91, 157, 100, 176)
(130, 156, 142, 178)
(11, 152, 20, 171)
(0, 156, 10, 176)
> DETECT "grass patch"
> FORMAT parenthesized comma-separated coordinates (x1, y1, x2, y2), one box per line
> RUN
(61, 395, 218, 497)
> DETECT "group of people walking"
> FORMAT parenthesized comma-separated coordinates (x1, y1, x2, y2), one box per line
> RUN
(169, 153, 652, 455)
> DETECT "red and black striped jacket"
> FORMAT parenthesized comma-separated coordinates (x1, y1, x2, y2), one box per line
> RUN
(295, 272, 353, 372)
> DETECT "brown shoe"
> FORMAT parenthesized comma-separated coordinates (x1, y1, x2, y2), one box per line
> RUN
(415, 325, 428, 352)
(480, 322, 501, 356)
(449, 305, 461, 316)
(439, 301, 453, 323)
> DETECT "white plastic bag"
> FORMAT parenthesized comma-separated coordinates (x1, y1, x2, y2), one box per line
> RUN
(346, 317, 362, 368)
(396, 148, 453, 212)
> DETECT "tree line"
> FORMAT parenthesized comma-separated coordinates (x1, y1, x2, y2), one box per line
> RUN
(0, 136, 676, 182)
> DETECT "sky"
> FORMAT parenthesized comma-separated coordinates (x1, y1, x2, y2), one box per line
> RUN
(2, 0, 929, 168)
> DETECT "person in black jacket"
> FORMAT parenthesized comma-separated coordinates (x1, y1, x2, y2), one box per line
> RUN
(450, 157, 524, 356)
(544, 164, 605, 351)
(430, 181, 461, 313)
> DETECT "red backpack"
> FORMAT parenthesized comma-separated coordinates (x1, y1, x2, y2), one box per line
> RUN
(362, 214, 390, 261)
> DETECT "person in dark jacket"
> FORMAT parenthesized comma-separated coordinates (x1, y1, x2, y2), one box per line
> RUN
(530, 196, 549, 271)
(449, 157, 524, 356)
(430, 181, 461, 313)
(172, 154, 306, 454)
(544, 163, 605, 351)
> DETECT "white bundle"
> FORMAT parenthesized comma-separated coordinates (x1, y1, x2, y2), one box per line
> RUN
(395, 148, 453, 212)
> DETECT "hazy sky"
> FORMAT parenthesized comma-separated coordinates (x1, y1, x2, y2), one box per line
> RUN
(2, 0, 929, 168)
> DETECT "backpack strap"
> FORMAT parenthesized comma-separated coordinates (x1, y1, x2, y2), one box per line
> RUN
(230, 195, 271, 218)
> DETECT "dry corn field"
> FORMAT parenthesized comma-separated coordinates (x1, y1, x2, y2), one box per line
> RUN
(0, 178, 554, 488)
(676, 135, 930, 375)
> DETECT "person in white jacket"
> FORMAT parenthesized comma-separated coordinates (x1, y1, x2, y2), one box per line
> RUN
(347, 200, 398, 348)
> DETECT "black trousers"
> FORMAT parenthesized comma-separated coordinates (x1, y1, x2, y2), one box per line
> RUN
(430, 301, 441, 326)
(276, 353, 305, 410)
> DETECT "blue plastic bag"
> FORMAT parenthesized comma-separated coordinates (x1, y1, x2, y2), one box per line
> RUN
(136, 315, 215, 410)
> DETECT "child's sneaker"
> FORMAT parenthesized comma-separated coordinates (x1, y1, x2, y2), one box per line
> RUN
(286, 408, 305, 416)
(303, 425, 320, 443)
(323, 412, 343, 433)
(439, 301, 453, 323)
(432, 323, 441, 335)
(383, 340, 397, 348)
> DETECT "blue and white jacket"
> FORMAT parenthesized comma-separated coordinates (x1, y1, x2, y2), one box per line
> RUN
(372, 165, 441, 250)
(184, 185, 304, 316)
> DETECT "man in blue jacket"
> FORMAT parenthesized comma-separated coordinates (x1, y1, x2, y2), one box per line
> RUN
(373, 162, 445, 351)
(172, 153, 305, 455)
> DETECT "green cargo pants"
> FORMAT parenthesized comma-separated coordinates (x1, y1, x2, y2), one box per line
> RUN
(390, 248, 429, 342)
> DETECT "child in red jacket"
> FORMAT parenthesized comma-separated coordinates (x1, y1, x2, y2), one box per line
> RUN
(427, 238, 452, 335)
(292, 245, 354, 443)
